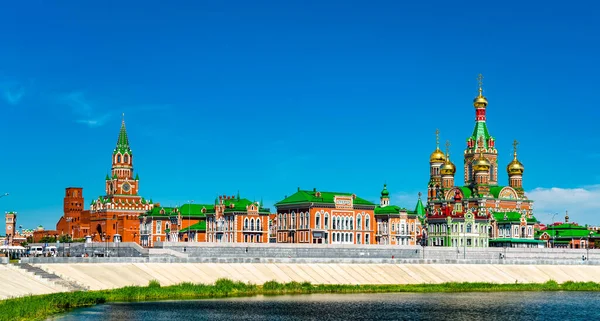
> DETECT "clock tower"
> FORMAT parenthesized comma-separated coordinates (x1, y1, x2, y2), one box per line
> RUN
(90, 115, 153, 244)
(5, 212, 16, 245)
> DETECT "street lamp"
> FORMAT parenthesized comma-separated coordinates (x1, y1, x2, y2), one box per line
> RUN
(550, 213, 558, 248)
(188, 200, 194, 242)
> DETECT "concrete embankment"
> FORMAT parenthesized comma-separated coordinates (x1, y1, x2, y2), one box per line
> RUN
(24, 262, 600, 292)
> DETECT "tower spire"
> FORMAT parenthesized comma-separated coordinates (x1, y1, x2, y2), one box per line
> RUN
(115, 113, 131, 154)
(477, 73, 484, 97)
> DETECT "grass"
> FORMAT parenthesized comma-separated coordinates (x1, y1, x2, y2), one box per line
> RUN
(2, 279, 600, 321)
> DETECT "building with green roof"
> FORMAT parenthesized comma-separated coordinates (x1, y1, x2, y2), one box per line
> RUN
(489, 211, 543, 248)
(374, 184, 423, 246)
(205, 193, 271, 243)
(274, 188, 376, 245)
(535, 212, 599, 249)
(423, 76, 535, 248)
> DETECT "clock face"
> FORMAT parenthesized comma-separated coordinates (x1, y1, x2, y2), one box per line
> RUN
(7, 226, 12, 230)
(122, 183, 131, 192)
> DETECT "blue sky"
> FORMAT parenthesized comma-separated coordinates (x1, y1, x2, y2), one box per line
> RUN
(1, 1, 599, 234)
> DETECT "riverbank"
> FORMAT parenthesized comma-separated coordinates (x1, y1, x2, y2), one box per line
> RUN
(2, 279, 600, 321)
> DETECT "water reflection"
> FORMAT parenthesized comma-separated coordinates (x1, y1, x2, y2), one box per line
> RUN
(49, 292, 600, 321)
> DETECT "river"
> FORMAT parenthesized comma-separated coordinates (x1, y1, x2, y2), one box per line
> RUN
(49, 292, 600, 320)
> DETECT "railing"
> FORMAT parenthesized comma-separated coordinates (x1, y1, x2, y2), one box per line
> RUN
(140, 229, 151, 235)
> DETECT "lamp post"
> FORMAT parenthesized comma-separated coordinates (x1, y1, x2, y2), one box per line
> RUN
(188, 200, 194, 242)
(551, 213, 558, 248)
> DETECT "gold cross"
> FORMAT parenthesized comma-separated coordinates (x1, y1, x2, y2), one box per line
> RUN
(445, 140, 451, 156)
(418, 192, 422, 199)
(435, 129, 440, 148)
(477, 74, 484, 95)
(513, 139, 519, 155)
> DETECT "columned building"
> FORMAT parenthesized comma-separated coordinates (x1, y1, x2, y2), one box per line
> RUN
(425, 75, 537, 248)
(90, 116, 154, 243)
(275, 188, 376, 244)
(205, 194, 270, 243)
(374, 184, 423, 246)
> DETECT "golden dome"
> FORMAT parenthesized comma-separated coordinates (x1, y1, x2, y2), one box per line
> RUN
(507, 139, 524, 175)
(430, 148, 446, 163)
(473, 95, 488, 108)
(440, 159, 456, 176)
(473, 74, 488, 108)
(507, 158, 524, 175)
(472, 154, 490, 172)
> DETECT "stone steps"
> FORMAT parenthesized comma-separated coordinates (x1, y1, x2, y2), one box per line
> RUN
(17, 263, 89, 292)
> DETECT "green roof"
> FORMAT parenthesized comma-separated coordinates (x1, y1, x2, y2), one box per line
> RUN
(459, 186, 472, 198)
(537, 224, 599, 238)
(414, 198, 426, 216)
(145, 207, 177, 217)
(489, 238, 545, 244)
(113, 119, 132, 155)
(275, 189, 375, 207)
(375, 205, 404, 215)
(178, 204, 213, 217)
(179, 221, 206, 232)
(469, 118, 493, 150)
(202, 197, 270, 214)
(493, 212, 537, 224)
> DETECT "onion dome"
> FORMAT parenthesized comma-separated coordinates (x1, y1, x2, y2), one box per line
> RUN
(440, 141, 456, 175)
(430, 148, 446, 163)
(507, 139, 524, 176)
(381, 184, 390, 197)
(473, 74, 488, 108)
(430, 129, 446, 163)
(472, 153, 490, 172)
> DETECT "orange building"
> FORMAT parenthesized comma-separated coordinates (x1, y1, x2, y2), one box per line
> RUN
(374, 185, 425, 246)
(274, 188, 376, 244)
(56, 187, 91, 239)
(139, 204, 208, 247)
(206, 194, 270, 243)
(89, 117, 154, 243)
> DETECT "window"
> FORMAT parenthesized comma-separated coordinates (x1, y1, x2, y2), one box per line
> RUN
(257, 218, 261, 231)
(244, 218, 249, 230)
(300, 212, 304, 229)
(156, 220, 162, 234)
(250, 218, 255, 231)
(291, 212, 296, 228)
(466, 224, 472, 233)
(324, 213, 329, 229)
(315, 213, 321, 229)
(306, 212, 310, 229)
(124, 155, 129, 163)
(365, 215, 370, 230)
(365, 233, 370, 244)
(117, 154, 122, 162)
(357, 215, 362, 230)
(333, 216, 337, 229)
(357, 233, 362, 244)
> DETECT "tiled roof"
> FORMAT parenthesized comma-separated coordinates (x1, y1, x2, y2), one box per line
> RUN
(275, 189, 375, 207)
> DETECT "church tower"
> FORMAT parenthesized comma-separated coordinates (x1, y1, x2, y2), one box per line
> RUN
(106, 114, 139, 196)
(464, 74, 498, 187)
(380, 184, 390, 207)
(428, 129, 446, 201)
(507, 139, 525, 197)
(440, 140, 456, 190)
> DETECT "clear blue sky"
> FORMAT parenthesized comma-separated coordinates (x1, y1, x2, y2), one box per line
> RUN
(1, 1, 599, 233)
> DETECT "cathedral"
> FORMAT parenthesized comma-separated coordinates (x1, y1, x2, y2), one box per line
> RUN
(425, 75, 538, 248)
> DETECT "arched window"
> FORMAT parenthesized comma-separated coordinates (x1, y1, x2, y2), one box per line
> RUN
(250, 218, 255, 231)
(299, 212, 304, 229)
(257, 218, 261, 231)
(365, 215, 370, 230)
(244, 218, 249, 230)
(466, 223, 472, 233)
(306, 212, 310, 229)
(291, 212, 296, 229)
(333, 216, 337, 230)
(124, 154, 129, 163)
(315, 213, 321, 229)
(324, 213, 329, 229)
(349, 217, 353, 230)
(365, 233, 370, 244)
(357, 215, 362, 230)
(117, 154, 122, 162)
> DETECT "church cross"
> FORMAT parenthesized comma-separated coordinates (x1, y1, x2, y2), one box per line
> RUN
(445, 140, 451, 156)
(477, 74, 484, 95)
(513, 139, 519, 155)
(435, 129, 440, 148)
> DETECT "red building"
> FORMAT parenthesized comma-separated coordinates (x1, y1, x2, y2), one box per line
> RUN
(88, 116, 154, 243)
(56, 187, 90, 239)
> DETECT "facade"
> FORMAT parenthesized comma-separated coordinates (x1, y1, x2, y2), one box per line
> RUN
(536, 212, 599, 248)
(56, 187, 91, 239)
(4, 212, 16, 245)
(489, 211, 543, 248)
(275, 188, 376, 244)
(205, 194, 270, 243)
(425, 75, 537, 248)
(139, 204, 208, 247)
(89, 117, 154, 243)
(374, 185, 424, 245)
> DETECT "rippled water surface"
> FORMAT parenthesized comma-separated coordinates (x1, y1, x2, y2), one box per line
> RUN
(50, 292, 600, 320)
